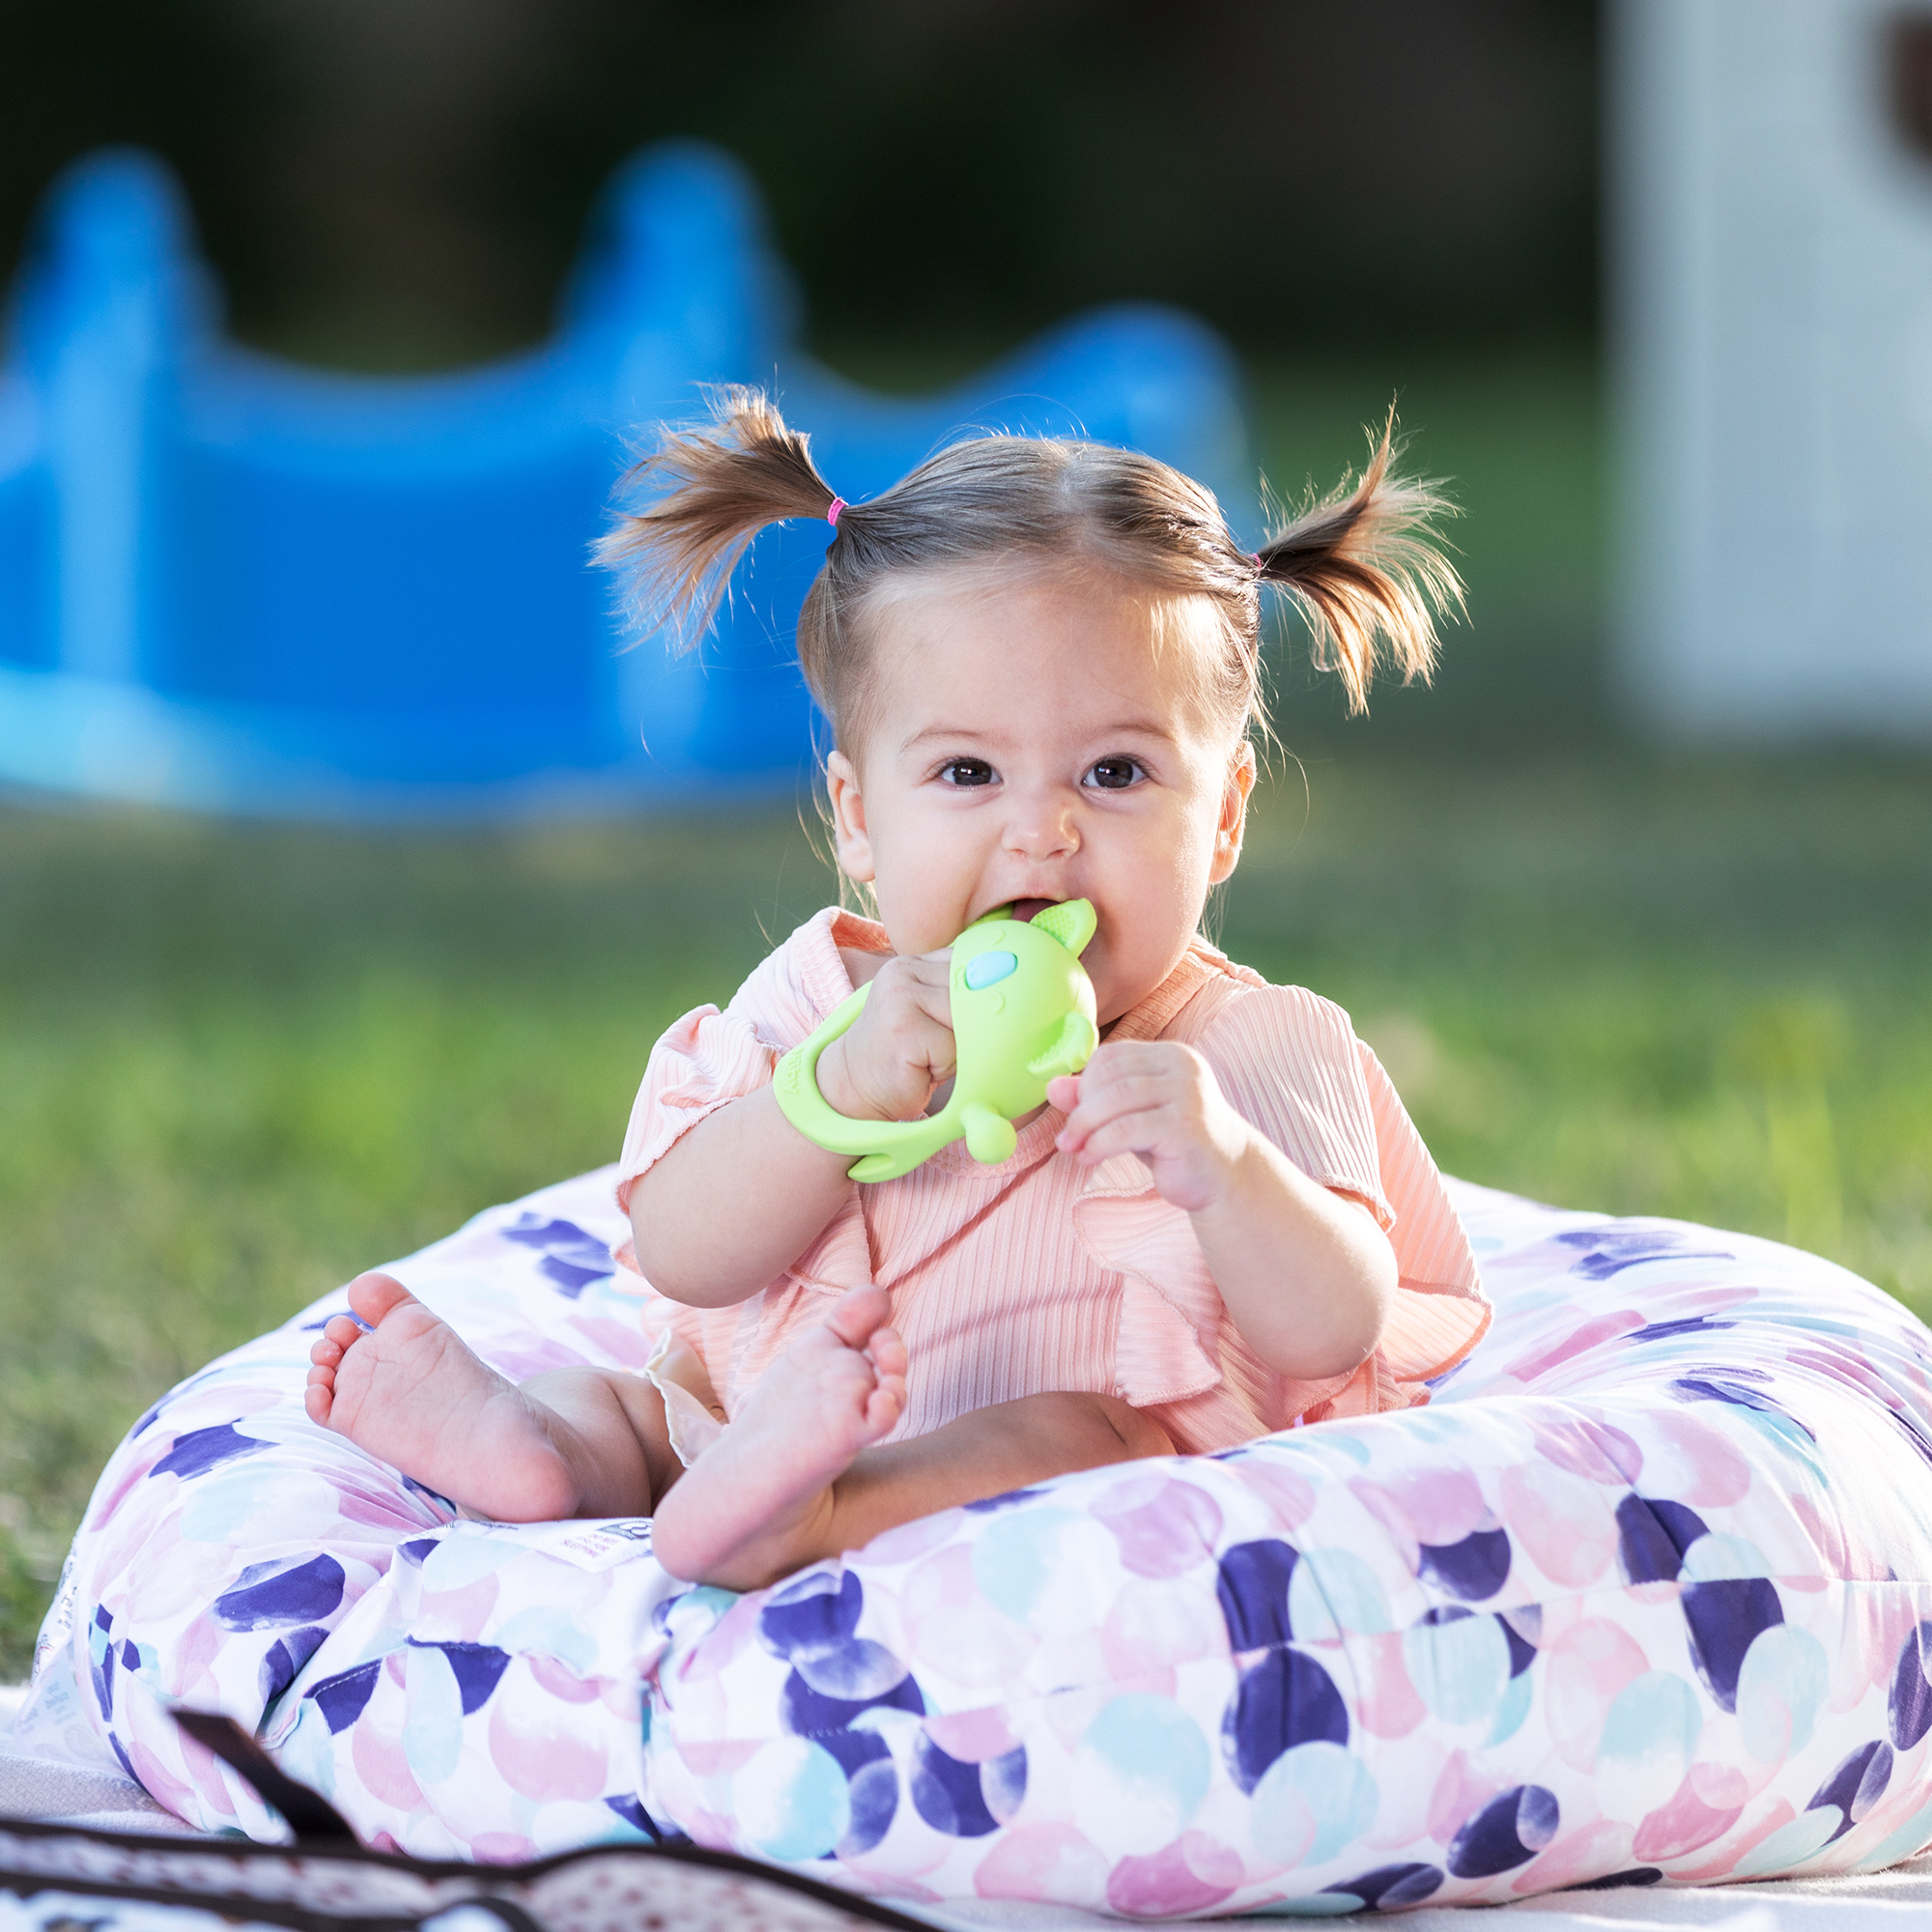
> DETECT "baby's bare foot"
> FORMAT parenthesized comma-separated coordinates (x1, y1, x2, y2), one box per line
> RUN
(651, 1284, 906, 1589)
(305, 1271, 580, 1521)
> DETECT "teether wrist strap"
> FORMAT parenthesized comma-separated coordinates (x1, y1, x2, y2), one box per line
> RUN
(772, 984, 882, 1156)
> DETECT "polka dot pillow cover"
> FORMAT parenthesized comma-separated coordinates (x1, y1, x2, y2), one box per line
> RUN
(19, 1167, 1932, 1918)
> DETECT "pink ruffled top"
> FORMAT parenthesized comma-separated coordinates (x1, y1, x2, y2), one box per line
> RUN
(612, 908, 1488, 1458)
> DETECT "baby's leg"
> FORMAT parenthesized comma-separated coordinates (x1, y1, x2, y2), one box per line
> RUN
(648, 1284, 907, 1586)
(307, 1273, 678, 1522)
(652, 1288, 1171, 1590)
(835, 1389, 1174, 1561)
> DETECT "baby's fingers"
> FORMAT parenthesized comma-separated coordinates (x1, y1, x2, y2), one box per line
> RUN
(908, 962, 956, 1027)
(1065, 1103, 1175, 1168)
(1056, 1071, 1177, 1148)
(867, 956, 956, 1051)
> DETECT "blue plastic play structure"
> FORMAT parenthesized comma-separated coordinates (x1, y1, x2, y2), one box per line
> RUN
(0, 143, 1251, 816)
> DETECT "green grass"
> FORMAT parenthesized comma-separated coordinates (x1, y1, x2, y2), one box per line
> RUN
(2, 344, 1923, 1674)
(1246, 345, 1607, 737)
(4, 750, 1930, 1675)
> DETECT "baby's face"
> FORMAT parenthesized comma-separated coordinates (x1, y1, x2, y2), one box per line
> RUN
(825, 569, 1253, 1026)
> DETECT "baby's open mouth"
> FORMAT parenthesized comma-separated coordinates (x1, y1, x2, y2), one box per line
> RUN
(1008, 897, 1058, 923)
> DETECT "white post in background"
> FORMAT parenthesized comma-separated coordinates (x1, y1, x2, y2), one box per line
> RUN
(1612, 0, 1932, 740)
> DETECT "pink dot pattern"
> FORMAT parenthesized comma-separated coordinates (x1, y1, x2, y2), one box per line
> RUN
(26, 1169, 1932, 1916)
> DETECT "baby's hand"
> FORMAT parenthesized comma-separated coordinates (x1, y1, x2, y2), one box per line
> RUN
(816, 951, 955, 1123)
(1048, 1041, 1253, 1212)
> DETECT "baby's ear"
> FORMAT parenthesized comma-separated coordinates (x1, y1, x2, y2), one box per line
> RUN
(1032, 897, 1097, 958)
(824, 749, 875, 883)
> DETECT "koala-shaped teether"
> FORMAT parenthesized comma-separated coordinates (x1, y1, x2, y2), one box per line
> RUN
(773, 898, 1100, 1181)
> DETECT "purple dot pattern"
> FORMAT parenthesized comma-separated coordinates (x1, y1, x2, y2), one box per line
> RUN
(26, 1169, 1932, 1908)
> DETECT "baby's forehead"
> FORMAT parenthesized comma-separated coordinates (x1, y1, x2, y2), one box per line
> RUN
(912, 568, 1213, 684)
(870, 568, 1223, 681)
(835, 565, 1244, 766)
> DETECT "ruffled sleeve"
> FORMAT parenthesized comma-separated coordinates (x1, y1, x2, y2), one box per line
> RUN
(1202, 982, 1488, 1419)
(1079, 973, 1488, 1450)
(1192, 983, 1393, 1227)
(610, 908, 883, 1279)
(612, 1003, 777, 1230)
(1354, 1037, 1489, 1388)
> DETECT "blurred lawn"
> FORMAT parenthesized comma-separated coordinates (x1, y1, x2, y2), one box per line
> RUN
(4, 349, 1928, 1675)
(833, 338, 1607, 734)
(5, 751, 1930, 1672)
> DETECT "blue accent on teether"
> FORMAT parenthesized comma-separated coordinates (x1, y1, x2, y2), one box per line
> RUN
(963, 951, 1018, 991)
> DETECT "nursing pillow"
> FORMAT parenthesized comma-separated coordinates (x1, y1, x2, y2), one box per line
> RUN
(22, 1168, 1932, 1917)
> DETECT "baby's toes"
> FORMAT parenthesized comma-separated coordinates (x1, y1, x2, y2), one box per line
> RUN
(823, 1284, 893, 1351)
(866, 1324, 907, 1380)
(863, 1374, 906, 1435)
(345, 1270, 415, 1327)
(303, 1370, 334, 1425)
(321, 1313, 364, 1351)
(309, 1335, 342, 1368)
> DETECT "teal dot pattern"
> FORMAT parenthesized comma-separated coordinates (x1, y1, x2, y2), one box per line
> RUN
(34, 1173, 1932, 1911)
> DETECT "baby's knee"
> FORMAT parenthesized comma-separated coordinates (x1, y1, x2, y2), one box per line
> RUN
(1022, 1391, 1173, 1465)
(1090, 1393, 1175, 1461)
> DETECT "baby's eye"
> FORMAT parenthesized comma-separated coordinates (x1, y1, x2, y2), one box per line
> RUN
(937, 757, 997, 788)
(1084, 756, 1146, 791)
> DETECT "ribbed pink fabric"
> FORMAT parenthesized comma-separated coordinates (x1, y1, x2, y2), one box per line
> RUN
(612, 909, 1488, 1456)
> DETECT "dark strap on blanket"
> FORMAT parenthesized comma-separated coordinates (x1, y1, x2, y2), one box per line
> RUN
(170, 1709, 357, 1841)
(104, 1706, 933, 1930)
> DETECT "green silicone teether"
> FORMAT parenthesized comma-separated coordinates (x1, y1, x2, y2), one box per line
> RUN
(774, 898, 1100, 1181)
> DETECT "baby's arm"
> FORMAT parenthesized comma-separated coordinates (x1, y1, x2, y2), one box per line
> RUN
(629, 1089, 859, 1307)
(1048, 1043, 1396, 1379)
(630, 951, 956, 1308)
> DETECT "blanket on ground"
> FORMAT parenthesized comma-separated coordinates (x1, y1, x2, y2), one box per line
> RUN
(12, 1171, 1932, 1919)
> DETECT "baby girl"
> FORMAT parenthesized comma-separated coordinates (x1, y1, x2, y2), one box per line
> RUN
(304, 389, 1488, 1592)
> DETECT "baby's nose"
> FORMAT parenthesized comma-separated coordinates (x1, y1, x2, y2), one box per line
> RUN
(1001, 792, 1080, 859)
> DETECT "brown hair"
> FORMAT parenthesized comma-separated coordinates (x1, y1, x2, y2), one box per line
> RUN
(596, 386, 1462, 748)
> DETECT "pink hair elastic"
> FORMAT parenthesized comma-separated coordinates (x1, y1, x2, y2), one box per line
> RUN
(826, 497, 846, 529)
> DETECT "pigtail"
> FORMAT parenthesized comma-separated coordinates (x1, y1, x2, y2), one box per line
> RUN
(1256, 413, 1463, 715)
(594, 385, 838, 650)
